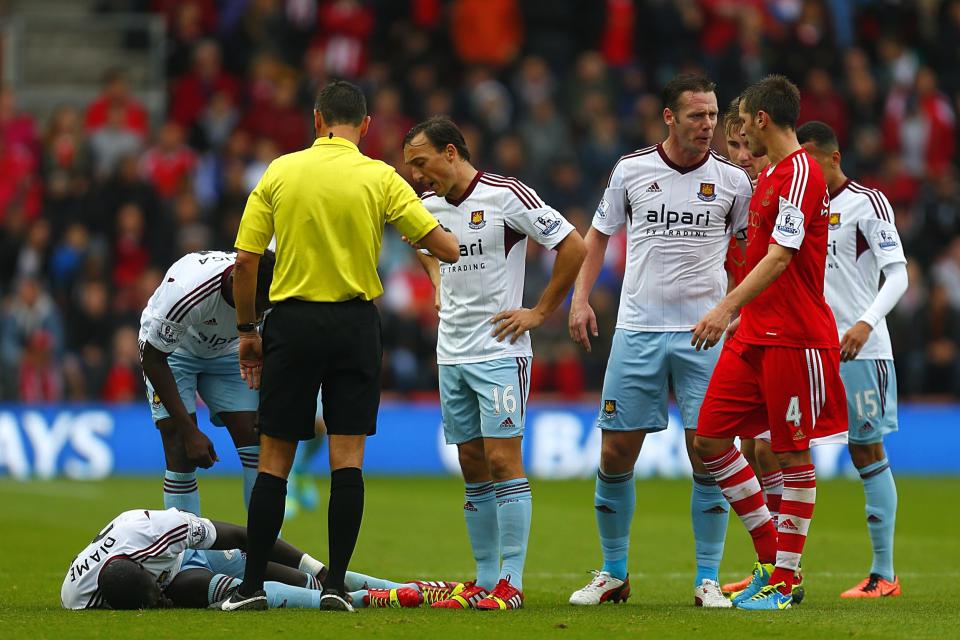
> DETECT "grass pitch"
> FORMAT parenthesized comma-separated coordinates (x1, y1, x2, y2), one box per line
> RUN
(0, 476, 956, 639)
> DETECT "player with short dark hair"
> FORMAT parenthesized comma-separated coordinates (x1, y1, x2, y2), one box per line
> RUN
(61, 508, 427, 610)
(797, 120, 907, 599)
(692, 75, 848, 610)
(215, 79, 459, 613)
(404, 115, 586, 610)
(567, 74, 753, 608)
(139, 250, 275, 516)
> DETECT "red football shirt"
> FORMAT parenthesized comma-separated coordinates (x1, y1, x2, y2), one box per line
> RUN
(738, 148, 839, 349)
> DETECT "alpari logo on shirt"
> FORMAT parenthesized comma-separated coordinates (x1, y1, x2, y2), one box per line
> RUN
(469, 210, 486, 230)
(876, 230, 899, 251)
(697, 182, 717, 202)
(828, 212, 841, 230)
(603, 399, 617, 417)
(646, 204, 712, 231)
(459, 238, 483, 256)
(535, 212, 563, 236)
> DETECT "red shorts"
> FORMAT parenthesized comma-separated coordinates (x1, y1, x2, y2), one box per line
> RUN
(697, 336, 848, 452)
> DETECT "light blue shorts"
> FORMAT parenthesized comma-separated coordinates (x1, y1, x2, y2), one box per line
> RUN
(439, 357, 532, 445)
(145, 351, 259, 426)
(180, 548, 247, 576)
(597, 330, 720, 431)
(841, 359, 898, 444)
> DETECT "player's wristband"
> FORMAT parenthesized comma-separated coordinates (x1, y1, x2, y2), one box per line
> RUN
(236, 322, 258, 333)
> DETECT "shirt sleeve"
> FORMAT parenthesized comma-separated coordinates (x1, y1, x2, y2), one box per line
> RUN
(143, 278, 191, 353)
(730, 170, 752, 240)
(235, 162, 275, 254)
(502, 181, 575, 250)
(383, 170, 439, 243)
(592, 159, 629, 236)
(860, 193, 907, 270)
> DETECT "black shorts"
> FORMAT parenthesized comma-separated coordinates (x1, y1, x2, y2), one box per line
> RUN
(258, 298, 382, 441)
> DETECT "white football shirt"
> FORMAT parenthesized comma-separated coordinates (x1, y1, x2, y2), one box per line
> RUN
(422, 172, 575, 364)
(61, 508, 216, 609)
(823, 180, 907, 360)
(139, 251, 240, 359)
(593, 145, 752, 331)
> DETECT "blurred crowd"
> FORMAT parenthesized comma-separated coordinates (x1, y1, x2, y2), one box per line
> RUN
(2, 0, 960, 403)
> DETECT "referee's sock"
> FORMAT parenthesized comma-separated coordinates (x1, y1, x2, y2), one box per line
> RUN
(238, 472, 287, 597)
(326, 467, 364, 593)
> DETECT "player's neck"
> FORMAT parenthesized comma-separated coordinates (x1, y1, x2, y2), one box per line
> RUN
(826, 171, 848, 195)
(447, 164, 479, 202)
(661, 137, 706, 168)
(762, 129, 801, 167)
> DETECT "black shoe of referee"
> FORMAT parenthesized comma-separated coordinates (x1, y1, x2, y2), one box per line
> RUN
(319, 588, 355, 612)
(209, 588, 268, 611)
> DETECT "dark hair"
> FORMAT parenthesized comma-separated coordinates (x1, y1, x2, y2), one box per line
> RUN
(740, 74, 801, 129)
(314, 80, 367, 127)
(796, 120, 839, 152)
(662, 73, 716, 113)
(403, 116, 472, 161)
(723, 97, 742, 136)
(99, 558, 162, 610)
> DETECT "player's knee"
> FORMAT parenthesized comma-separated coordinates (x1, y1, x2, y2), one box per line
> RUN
(485, 449, 522, 481)
(848, 442, 883, 468)
(600, 434, 641, 473)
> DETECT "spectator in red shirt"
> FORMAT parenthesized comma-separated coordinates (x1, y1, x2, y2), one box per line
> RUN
(313, 0, 375, 78)
(240, 74, 310, 154)
(799, 67, 849, 147)
(0, 87, 39, 162)
(169, 39, 239, 128)
(84, 68, 149, 138)
(139, 121, 197, 198)
(111, 203, 151, 290)
(884, 66, 956, 179)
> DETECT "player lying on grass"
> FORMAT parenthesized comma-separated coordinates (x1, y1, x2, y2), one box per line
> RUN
(61, 508, 445, 611)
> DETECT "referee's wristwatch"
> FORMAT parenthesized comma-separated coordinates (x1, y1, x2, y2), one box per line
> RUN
(237, 322, 258, 333)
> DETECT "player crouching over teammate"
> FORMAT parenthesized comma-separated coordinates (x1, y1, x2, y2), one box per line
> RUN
(61, 508, 438, 611)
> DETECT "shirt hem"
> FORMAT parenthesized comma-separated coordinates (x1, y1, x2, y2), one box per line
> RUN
(437, 351, 533, 365)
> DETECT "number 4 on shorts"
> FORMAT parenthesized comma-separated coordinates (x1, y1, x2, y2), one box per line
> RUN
(786, 396, 802, 426)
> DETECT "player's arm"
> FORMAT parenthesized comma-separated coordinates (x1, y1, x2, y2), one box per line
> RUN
(691, 243, 794, 350)
(493, 229, 586, 344)
(209, 521, 320, 571)
(414, 250, 442, 311)
(141, 342, 217, 468)
(569, 161, 627, 352)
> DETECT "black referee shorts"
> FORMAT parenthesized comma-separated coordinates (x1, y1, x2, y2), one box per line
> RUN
(258, 298, 382, 441)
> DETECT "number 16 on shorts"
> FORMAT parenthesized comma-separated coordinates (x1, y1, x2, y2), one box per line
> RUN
(438, 357, 531, 444)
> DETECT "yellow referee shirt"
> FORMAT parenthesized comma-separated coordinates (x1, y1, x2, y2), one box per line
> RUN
(236, 136, 439, 302)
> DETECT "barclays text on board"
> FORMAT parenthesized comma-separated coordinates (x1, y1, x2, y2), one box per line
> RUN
(0, 403, 957, 480)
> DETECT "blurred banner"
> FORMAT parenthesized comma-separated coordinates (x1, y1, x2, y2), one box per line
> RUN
(0, 403, 956, 480)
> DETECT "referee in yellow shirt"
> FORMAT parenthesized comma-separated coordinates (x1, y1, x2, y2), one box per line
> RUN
(214, 80, 460, 612)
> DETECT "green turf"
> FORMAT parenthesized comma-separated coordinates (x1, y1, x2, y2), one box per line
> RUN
(0, 476, 957, 639)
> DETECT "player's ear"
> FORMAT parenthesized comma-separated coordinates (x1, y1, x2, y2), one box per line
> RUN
(663, 107, 674, 127)
(445, 143, 457, 162)
(358, 115, 371, 139)
(832, 149, 841, 168)
(313, 110, 322, 137)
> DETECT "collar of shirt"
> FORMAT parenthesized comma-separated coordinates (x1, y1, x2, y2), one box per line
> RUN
(312, 135, 359, 152)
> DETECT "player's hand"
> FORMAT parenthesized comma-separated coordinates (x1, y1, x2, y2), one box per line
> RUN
(491, 307, 546, 344)
(725, 315, 741, 340)
(184, 427, 218, 469)
(691, 302, 735, 351)
(238, 332, 263, 390)
(568, 300, 599, 352)
(840, 321, 872, 362)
